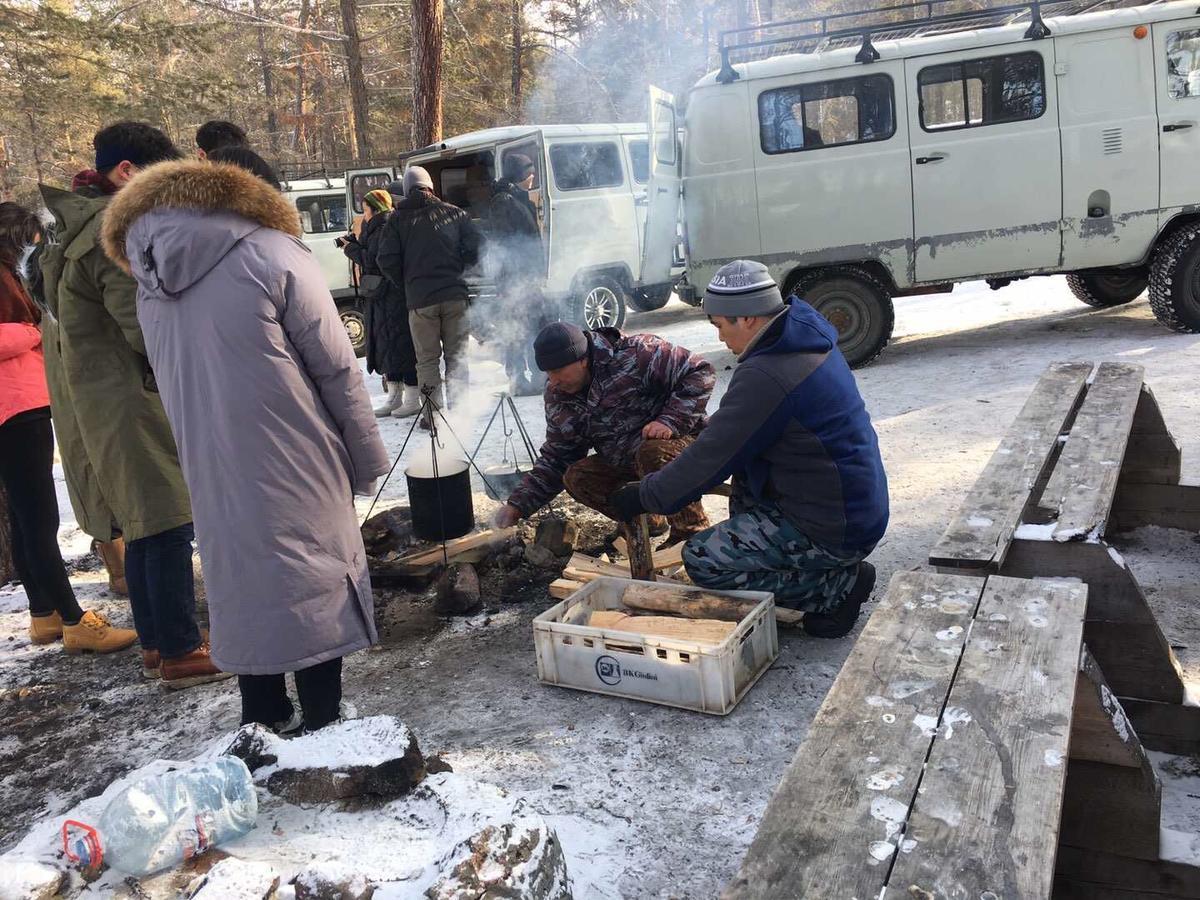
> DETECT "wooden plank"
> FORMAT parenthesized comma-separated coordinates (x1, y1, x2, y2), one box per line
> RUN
(1069, 647, 1152, 769)
(723, 572, 984, 900)
(396, 527, 516, 567)
(1055, 846, 1200, 898)
(1119, 385, 1183, 486)
(887, 576, 1087, 899)
(587, 610, 735, 643)
(930, 361, 1092, 569)
(549, 578, 582, 600)
(1000, 539, 1186, 703)
(610, 538, 685, 572)
(1119, 697, 1200, 755)
(624, 516, 656, 581)
(1111, 481, 1200, 533)
(1043, 362, 1144, 542)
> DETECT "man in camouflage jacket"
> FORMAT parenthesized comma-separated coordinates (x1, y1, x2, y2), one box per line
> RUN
(494, 322, 715, 542)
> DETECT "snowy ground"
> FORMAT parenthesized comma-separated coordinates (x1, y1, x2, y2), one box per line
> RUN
(2, 277, 1199, 897)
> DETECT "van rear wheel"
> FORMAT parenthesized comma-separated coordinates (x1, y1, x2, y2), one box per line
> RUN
(1065, 271, 1147, 308)
(792, 267, 894, 368)
(339, 301, 367, 358)
(1149, 224, 1200, 333)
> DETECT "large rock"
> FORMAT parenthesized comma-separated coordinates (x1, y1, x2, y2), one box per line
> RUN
(534, 519, 578, 557)
(293, 865, 375, 900)
(435, 563, 482, 616)
(0, 860, 65, 900)
(188, 858, 280, 899)
(231, 716, 427, 806)
(426, 820, 572, 900)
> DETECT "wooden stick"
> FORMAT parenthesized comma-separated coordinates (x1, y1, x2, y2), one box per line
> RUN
(625, 516, 656, 582)
(610, 538, 685, 572)
(395, 527, 516, 568)
(549, 578, 582, 600)
(622, 583, 804, 626)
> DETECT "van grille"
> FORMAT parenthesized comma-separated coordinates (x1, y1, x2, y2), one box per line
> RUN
(1101, 128, 1123, 155)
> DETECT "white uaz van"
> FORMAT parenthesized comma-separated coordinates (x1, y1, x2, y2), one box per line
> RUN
(652, 0, 1200, 366)
(347, 123, 679, 331)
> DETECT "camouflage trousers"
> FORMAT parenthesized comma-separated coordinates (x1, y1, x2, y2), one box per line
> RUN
(682, 497, 864, 614)
(562, 438, 711, 539)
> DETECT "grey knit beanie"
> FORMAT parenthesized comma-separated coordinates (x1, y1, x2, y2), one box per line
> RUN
(402, 165, 434, 196)
(703, 260, 785, 317)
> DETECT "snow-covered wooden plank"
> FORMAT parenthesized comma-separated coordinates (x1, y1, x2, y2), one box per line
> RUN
(886, 576, 1087, 899)
(724, 571, 983, 900)
(395, 527, 516, 567)
(1043, 362, 1143, 542)
(930, 362, 1092, 570)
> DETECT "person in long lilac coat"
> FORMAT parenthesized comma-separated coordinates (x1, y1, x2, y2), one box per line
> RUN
(101, 158, 390, 733)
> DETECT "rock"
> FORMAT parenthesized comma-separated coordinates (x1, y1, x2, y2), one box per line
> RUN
(294, 865, 375, 900)
(261, 716, 427, 805)
(435, 563, 482, 616)
(188, 858, 280, 899)
(426, 754, 454, 775)
(224, 723, 280, 773)
(522, 543, 559, 569)
(0, 859, 65, 900)
(361, 506, 415, 557)
(426, 821, 571, 900)
(534, 518, 578, 557)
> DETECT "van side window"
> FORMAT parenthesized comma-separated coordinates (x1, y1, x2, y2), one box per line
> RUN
(759, 74, 895, 154)
(349, 173, 391, 214)
(1166, 29, 1200, 98)
(628, 140, 649, 184)
(918, 52, 1046, 130)
(549, 142, 625, 191)
(296, 196, 347, 234)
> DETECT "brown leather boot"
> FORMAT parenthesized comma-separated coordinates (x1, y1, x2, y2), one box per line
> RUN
(29, 612, 64, 645)
(93, 538, 128, 596)
(142, 649, 161, 680)
(160, 643, 231, 691)
(63, 611, 138, 654)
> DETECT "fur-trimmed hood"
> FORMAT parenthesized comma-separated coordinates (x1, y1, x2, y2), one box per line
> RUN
(101, 159, 302, 297)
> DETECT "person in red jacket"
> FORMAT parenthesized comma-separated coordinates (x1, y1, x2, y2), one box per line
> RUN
(0, 202, 136, 653)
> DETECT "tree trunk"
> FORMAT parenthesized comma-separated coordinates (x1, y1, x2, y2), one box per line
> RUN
(292, 0, 312, 153)
(339, 0, 371, 159)
(412, 0, 444, 147)
(510, 0, 523, 123)
(0, 484, 13, 587)
(251, 0, 281, 155)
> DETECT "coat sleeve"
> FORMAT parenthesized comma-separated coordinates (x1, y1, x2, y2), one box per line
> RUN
(505, 394, 590, 516)
(636, 337, 716, 436)
(278, 257, 390, 490)
(340, 233, 370, 269)
(459, 213, 482, 269)
(0, 323, 42, 361)
(375, 218, 405, 286)
(639, 364, 789, 515)
(95, 253, 147, 357)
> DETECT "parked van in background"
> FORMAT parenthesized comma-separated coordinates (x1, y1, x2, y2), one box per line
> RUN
(649, 0, 1200, 366)
(348, 123, 678, 331)
(280, 174, 368, 356)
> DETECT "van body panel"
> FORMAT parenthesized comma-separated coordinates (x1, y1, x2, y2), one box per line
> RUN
(750, 58, 915, 291)
(1058, 28, 1160, 269)
(1154, 17, 1200, 213)
(906, 42, 1063, 281)
(682, 80, 761, 292)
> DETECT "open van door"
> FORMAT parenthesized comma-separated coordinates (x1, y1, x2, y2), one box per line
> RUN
(345, 166, 397, 228)
(495, 132, 551, 281)
(638, 86, 681, 287)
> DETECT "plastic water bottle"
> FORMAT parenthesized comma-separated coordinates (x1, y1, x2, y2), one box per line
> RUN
(64, 757, 258, 876)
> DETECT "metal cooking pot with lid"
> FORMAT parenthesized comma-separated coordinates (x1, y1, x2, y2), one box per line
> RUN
(405, 456, 474, 542)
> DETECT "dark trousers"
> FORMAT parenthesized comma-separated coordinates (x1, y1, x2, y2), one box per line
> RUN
(238, 657, 343, 732)
(125, 522, 202, 659)
(0, 410, 85, 623)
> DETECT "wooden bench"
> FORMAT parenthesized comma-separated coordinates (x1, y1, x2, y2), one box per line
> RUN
(929, 361, 1200, 753)
(723, 571, 1190, 898)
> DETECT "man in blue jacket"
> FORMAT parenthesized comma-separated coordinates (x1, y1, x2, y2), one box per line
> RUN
(611, 260, 888, 638)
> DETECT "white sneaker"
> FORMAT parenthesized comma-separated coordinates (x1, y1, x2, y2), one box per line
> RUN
(391, 385, 421, 418)
(373, 382, 402, 418)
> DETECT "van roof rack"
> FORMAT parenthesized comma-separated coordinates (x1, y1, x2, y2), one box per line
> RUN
(716, 0, 1163, 82)
(276, 158, 395, 184)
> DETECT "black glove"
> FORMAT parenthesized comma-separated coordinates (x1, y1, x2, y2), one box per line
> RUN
(611, 482, 647, 522)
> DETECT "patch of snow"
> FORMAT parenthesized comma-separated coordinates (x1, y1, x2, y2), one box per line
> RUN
(865, 768, 904, 791)
(1014, 522, 1056, 541)
(1107, 546, 1126, 568)
(900, 838, 917, 853)
(1099, 684, 1131, 742)
(1186, 682, 1200, 708)
(1160, 828, 1200, 866)
(867, 840, 896, 863)
(912, 714, 939, 738)
(935, 625, 963, 641)
(257, 716, 413, 777)
(987, 613, 1009, 622)
(940, 707, 972, 740)
(865, 695, 895, 708)
(869, 796, 908, 838)
(966, 515, 994, 528)
(1044, 749, 1064, 768)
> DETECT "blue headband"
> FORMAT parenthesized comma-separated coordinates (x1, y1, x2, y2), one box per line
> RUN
(94, 144, 156, 172)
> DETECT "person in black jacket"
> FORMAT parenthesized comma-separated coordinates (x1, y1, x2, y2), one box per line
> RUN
(340, 189, 419, 418)
(376, 167, 482, 422)
(489, 154, 550, 396)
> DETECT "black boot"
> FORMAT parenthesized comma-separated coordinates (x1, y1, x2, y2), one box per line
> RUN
(802, 561, 877, 639)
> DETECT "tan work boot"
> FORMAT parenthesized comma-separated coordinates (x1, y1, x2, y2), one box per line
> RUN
(142, 649, 161, 680)
(93, 538, 128, 596)
(63, 610, 138, 655)
(29, 612, 64, 645)
(161, 643, 231, 691)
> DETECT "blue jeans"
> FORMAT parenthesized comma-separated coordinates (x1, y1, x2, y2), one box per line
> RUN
(125, 523, 203, 659)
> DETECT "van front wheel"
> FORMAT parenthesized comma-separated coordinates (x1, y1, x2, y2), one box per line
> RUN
(338, 302, 368, 358)
(1065, 271, 1147, 308)
(792, 267, 894, 368)
(1149, 225, 1200, 333)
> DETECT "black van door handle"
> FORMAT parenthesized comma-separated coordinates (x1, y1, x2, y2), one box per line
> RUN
(1163, 122, 1194, 132)
(915, 154, 947, 164)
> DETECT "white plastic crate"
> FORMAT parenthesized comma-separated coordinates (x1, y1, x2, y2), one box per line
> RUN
(533, 577, 779, 715)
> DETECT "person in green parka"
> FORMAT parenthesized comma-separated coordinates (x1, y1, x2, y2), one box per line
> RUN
(39, 121, 226, 690)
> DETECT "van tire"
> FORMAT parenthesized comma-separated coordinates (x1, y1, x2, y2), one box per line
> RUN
(1149, 225, 1200, 333)
(338, 301, 368, 358)
(575, 276, 628, 330)
(628, 285, 672, 313)
(1065, 272, 1147, 308)
(792, 267, 894, 368)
